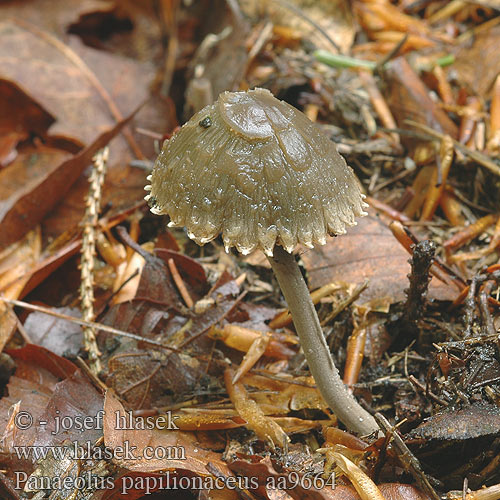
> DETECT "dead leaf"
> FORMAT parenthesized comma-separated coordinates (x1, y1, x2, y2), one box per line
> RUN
(240, 0, 355, 53)
(0, 105, 140, 250)
(225, 368, 289, 450)
(229, 455, 359, 500)
(103, 390, 234, 476)
(0, 78, 54, 149)
(410, 403, 500, 440)
(301, 209, 458, 303)
(0, 345, 101, 479)
(386, 57, 458, 139)
(453, 23, 500, 97)
(0, 18, 152, 146)
(23, 307, 83, 358)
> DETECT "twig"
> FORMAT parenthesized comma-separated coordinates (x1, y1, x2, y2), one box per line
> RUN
(407, 375, 447, 406)
(168, 258, 194, 308)
(321, 280, 369, 326)
(1, 297, 182, 352)
(274, 0, 340, 53)
(375, 33, 408, 70)
(463, 275, 479, 338)
(80, 148, 108, 374)
(270, 282, 341, 329)
(403, 240, 436, 325)
(389, 221, 465, 290)
(359, 71, 400, 145)
(463, 270, 500, 338)
(389, 240, 436, 348)
(374, 413, 441, 500)
(478, 281, 496, 337)
(405, 120, 500, 178)
(420, 135, 454, 221)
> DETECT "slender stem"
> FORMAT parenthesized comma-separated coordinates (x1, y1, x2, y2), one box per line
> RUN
(268, 246, 378, 435)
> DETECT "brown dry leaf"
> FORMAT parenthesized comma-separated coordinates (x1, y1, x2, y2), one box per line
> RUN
(130, 248, 182, 309)
(6, 343, 78, 380)
(155, 248, 208, 298)
(0, 227, 42, 298)
(169, 410, 245, 431)
(103, 389, 233, 477)
(378, 483, 431, 500)
(453, 23, 500, 97)
(106, 347, 207, 410)
(0, 0, 117, 40)
(329, 451, 385, 500)
(31, 370, 103, 448)
(229, 455, 359, 500)
(0, 227, 42, 349)
(409, 403, 500, 440)
(0, 345, 101, 477)
(0, 79, 54, 166)
(23, 307, 83, 358)
(301, 209, 459, 303)
(0, 18, 152, 146)
(241, 373, 327, 415)
(0, 147, 71, 248)
(0, 105, 140, 250)
(0, 9, 170, 245)
(209, 324, 297, 360)
(240, 0, 355, 53)
(16, 202, 140, 300)
(102, 278, 237, 408)
(386, 57, 458, 138)
(355, 1, 430, 38)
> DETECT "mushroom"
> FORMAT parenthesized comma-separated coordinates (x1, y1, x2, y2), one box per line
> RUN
(145, 88, 378, 436)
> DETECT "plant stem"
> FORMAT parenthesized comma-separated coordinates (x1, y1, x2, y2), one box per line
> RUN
(268, 245, 378, 435)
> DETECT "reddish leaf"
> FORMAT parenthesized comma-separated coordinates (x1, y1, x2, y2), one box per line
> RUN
(0, 106, 140, 250)
(103, 390, 233, 475)
(229, 456, 359, 500)
(0, 19, 151, 145)
(6, 344, 78, 380)
(0, 347, 102, 479)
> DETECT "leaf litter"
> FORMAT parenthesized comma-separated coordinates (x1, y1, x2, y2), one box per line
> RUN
(0, 1, 500, 499)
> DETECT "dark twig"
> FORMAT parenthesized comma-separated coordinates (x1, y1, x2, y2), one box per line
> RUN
(390, 240, 436, 348)
(405, 120, 500, 177)
(274, 0, 341, 53)
(464, 273, 491, 338)
(404, 240, 436, 325)
(463, 277, 479, 338)
(1, 297, 181, 353)
(479, 281, 496, 337)
(375, 413, 441, 500)
(375, 33, 409, 71)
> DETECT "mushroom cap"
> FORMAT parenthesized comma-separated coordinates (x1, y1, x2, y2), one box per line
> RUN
(146, 88, 367, 256)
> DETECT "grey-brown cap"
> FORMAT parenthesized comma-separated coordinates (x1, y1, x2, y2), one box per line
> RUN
(145, 88, 367, 256)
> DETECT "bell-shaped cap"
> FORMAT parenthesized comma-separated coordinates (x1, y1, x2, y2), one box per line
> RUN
(145, 88, 367, 256)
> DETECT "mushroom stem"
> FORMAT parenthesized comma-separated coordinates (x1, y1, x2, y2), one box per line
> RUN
(268, 245, 378, 436)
